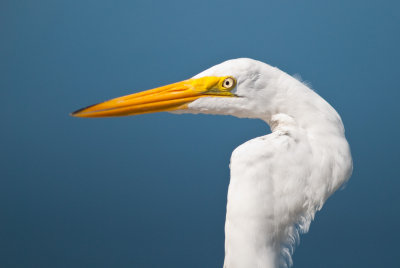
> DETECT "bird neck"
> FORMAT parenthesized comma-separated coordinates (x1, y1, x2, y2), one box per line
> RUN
(264, 71, 345, 139)
(223, 78, 351, 268)
(224, 223, 280, 268)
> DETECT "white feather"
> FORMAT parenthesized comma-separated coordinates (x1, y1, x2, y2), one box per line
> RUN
(182, 58, 353, 268)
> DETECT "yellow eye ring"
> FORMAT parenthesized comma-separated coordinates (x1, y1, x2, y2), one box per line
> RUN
(222, 77, 236, 89)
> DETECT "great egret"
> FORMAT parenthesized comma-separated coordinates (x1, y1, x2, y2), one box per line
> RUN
(72, 58, 353, 268)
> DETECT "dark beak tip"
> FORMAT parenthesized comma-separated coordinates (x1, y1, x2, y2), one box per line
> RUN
(70, 103, 99, 117)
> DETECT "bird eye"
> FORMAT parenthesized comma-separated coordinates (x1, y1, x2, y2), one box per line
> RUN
(222, 77, 235, 89)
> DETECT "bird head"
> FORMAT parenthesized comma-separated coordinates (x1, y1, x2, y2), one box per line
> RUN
(71, 58, 281, 120)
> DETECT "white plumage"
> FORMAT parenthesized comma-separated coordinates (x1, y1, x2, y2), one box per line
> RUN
(184, 59, 352, 267)
(73, 58, 353, 268)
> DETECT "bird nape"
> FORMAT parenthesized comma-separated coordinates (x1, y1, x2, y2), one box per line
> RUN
(72, 58, 353, 268)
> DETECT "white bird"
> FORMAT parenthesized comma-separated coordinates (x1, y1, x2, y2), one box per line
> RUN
(72, 58, 353, 268)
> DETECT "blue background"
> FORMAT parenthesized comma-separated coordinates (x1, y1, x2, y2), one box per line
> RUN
(1, 0, 399, 267)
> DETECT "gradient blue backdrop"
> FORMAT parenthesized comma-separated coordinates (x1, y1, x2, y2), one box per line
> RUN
(1, 0, 399, 267)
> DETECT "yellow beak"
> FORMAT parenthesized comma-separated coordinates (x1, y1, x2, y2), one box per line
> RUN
(71, 76, 236, 118)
